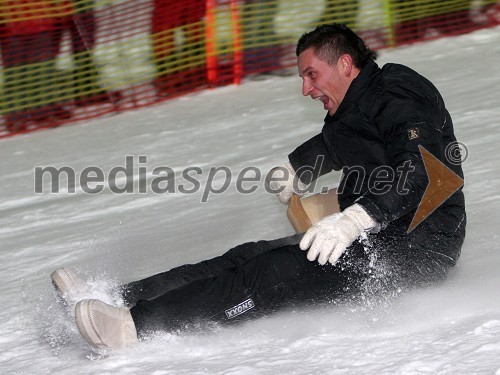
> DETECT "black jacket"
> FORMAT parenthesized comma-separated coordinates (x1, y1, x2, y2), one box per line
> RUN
(289, 60, 465, 236)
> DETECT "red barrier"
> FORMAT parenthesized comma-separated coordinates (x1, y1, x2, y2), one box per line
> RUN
(0, 0, 498, 138)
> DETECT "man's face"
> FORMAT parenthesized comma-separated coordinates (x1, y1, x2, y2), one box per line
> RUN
(297, 48, 359, 116)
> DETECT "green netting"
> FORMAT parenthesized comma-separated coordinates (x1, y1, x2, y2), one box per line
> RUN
(0, 0, 498, 135)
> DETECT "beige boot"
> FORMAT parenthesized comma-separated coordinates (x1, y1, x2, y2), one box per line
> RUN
(75, 299, 138, 350)
(51, 268, 87, 310)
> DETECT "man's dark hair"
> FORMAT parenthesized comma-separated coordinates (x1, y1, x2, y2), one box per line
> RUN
(296, 23, 377, 69)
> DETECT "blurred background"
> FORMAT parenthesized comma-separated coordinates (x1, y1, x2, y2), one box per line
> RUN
(1, 0, 499, 136)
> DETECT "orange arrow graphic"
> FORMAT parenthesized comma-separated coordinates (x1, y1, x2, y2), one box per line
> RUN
(407, 145, 464, 233)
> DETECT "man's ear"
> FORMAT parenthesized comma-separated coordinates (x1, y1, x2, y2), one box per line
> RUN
(338, 54, 354, 76)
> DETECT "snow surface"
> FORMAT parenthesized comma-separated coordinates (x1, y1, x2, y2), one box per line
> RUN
(1, 27, 500, 374)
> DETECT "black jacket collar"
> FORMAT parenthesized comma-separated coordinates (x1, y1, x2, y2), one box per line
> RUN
(325, 60, 380, 122)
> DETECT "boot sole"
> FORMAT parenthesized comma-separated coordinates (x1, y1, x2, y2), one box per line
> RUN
(51, 268, 75, 307)
(75, 300, 107, 350)
(51, 268, 70, 292)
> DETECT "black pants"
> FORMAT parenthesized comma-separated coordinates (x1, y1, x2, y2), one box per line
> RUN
(127, 214, 465, 336)
(122, 234, 303, 305)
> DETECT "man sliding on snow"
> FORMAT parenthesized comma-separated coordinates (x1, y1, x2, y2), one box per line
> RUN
(52, 24, 466, 351)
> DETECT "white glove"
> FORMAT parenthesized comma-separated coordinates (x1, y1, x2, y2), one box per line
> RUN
(266, 162, 308, 204)
(299, 203, 378, 265)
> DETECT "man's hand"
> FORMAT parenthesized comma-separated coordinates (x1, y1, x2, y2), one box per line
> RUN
(266, 162, 308, 204)
(299, 203, 377, 265)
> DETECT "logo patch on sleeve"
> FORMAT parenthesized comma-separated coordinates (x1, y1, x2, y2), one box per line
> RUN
(408, 128, 420, 140)
(225, 298, 255, 319)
